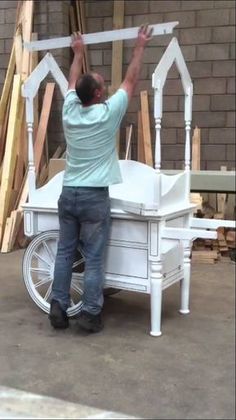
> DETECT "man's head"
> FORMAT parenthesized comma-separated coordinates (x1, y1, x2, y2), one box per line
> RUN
(75, 72, 106, 106)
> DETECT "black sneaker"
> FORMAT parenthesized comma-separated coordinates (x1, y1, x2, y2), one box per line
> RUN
(49, 299, 69, 329)
(77, 310, 104, 333)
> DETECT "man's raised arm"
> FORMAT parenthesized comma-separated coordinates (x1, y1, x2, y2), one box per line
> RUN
(120, 25, 153, 101)
(68, 32, 84, 90)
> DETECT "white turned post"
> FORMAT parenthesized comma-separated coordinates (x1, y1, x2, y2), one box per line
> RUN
(150, 259, 163, 336)
(179, 240, 191, 314)
(184, 120, 191, 202)
(25, 96, 36, 199)
(154, 117, 162, 207)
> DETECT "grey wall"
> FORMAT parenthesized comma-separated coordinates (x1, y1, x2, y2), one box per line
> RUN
(0, 0, 235, 169)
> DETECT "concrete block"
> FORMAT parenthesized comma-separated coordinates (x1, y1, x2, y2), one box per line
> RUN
(162, 128, 177, 144)
(206, 160, 230, 170)
(141, 47, 165, 64)
(48, 12, 65, 24)
(163, 79, 184, 95)
(0, 40, 4, 53)
(181, 0, 214, 9)
(226, 112, 235, 127)
(162, 144, 184, 160)
(103, 50, 112, 65)
(89, 50, 103, 66)
(197, 44, 229, 60)
(192, 111, 225, 127)
(213, 61, 235, 77)
(230, 44, 235, 59)
(197, 9, 230, 26)
(229, 8, 235, 25)
(0, 1, 17, 8)
(0, 23, 14, 39)
(34, 14, 47, 25)
(0, 53, 10, 68)
(4, 39, 13, 54)
(133, 13, 163, 27)
(86, 1, 113, 17)
(48, 22, 69, 36)
(213, 26, 235, 43)
(150, 1, 181, 12)
(188, 61, 212, 78)
(194, 78, 226, 95)
(180, 28, 211, 45)
(163, 95, 179, 111)
(214, 0, 235, 8)
(202, 145, 226, 160)
(87, 18, 103, 33)
(48, 1, 69, 13)
(209, 128, 235, 144)
(211, 95, 235, 111)
(162, 161, 176, 169)
(125, 0, 149, 15)
(103, 17, 113, 31)
(226, 145, 235, 161)
(4, 8, 17, 24)
(0, 71, 6, 84)
(227, 78, 235, 94)
(0, 10, 5, 23)
(179, 95, 210, 111)
(163, 112, 185, 128)
(164, 11, 195, 28)
(177, 45, 195, 62)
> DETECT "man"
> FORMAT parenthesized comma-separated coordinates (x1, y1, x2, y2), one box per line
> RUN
(49, 24, 153, 333)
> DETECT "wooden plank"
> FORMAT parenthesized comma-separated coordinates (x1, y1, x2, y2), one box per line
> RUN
(69, 5, 77, 33)
(21, 0, 34, 81)
(30, 33, 39, 136)
(110, 0, 124, 93)
(140, 91, 153, 167)
(217, 166, 227, 216)
(78, 0, 89, 72)
(0, 95, 11, 164)
(15, 25, 23, 74)
(125, 124, 133, 160)
(1, 217, 14, 253)
(0, 45, 16, 146)
(0, 75, 22, 244)
(2, 209, 23, 253)
(191, 126, 201, 171)
(137, 111, 145, 163)
(34, 83, 55, 174)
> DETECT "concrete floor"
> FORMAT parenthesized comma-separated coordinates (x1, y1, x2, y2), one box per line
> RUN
(0, 249, 235, 419)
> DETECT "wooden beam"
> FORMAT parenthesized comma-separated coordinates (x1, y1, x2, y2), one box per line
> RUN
(21, 0, 34, 81)
(0, 75, 22, 243)
(34, 83, 55, 174)
(0, 45, 16, 146)
(110, 0, 124, 94)
(137, 111, 145, 163)
(140, 91, 153, 167)
(24, 22, 179, 51)
(191, 126, 201, 171)
(125, 124, 133, 160)
(76, 0, 89, 73)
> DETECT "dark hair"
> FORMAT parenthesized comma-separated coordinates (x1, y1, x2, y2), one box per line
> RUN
(75, 74, 101, 105)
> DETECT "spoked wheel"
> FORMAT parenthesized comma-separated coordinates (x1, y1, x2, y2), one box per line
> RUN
(22, 230, 85, 317)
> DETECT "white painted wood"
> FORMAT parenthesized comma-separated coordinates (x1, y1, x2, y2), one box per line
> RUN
(24, 22, 179, 52)
(190, 217, 235, 230)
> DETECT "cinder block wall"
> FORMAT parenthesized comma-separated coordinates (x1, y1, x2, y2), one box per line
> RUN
(0, 0, 235, 169)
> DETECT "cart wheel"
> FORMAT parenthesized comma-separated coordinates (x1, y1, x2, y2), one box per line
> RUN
(22, 230, 85, 317)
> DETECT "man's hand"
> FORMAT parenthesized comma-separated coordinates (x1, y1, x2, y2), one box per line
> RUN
(71, 32, 84, 55)
(136, 24, 153, 48)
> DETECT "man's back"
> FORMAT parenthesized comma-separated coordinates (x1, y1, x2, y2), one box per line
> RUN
(62, 89, 128, 187)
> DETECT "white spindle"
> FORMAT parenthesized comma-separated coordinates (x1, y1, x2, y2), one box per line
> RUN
(184, 121, 191, 171)
(155, 118, 162, 172)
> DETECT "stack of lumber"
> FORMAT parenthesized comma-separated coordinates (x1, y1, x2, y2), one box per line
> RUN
(0, 1, 65, 253)
(69, 0, 89, 73)
(192, 227, 236, 263)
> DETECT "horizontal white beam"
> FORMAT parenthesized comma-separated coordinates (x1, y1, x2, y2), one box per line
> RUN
(190, 217, 235, 230)
(162, 227, 217, 241)
(24, 22, 179, 52)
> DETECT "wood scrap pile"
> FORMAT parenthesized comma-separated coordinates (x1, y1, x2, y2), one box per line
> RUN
(0, 1, 64, 253)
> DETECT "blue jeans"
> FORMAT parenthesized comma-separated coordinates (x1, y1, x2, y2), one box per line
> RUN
(51, 186, 111, 314)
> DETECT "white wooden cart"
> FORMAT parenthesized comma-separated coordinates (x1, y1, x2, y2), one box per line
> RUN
(22, 37, 234, 336)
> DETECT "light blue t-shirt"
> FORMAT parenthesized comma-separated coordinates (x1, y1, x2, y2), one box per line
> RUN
(62, 88, 128, 187)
